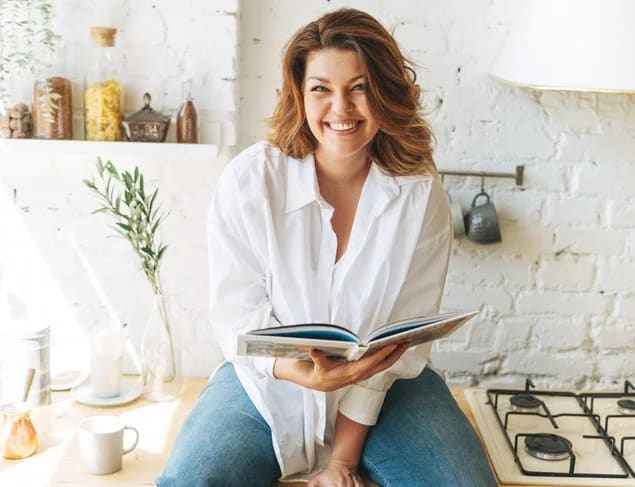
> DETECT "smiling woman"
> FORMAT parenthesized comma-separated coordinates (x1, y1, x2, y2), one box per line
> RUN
(158, 8, 496, 487)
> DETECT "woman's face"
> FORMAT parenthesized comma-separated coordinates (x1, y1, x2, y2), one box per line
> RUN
(303, 48, 380, 161)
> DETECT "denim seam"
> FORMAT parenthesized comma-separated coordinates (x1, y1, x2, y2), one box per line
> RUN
(363, 456, 389, 487)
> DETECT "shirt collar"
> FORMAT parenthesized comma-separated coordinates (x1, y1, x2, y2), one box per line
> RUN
(284, 153, 402, 214)
(285, 152, 320, 213)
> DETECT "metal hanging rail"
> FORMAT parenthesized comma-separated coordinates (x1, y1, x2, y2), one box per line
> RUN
(438, 165, 524, 186)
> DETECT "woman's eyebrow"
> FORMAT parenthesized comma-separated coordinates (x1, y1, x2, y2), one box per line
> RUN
(306, 74, 366, 83)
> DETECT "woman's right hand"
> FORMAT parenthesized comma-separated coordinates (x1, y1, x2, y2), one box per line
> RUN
(273, 343, 408, 392)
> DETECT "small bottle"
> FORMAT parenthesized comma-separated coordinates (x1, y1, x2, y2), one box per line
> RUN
(176, 79, 198, 143)
(84, 27, 123, 141)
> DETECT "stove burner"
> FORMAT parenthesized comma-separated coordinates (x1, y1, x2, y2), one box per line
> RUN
(510, 393, 542, 412)
(617, 398, 635, 415)
(525, 434, 572, 461)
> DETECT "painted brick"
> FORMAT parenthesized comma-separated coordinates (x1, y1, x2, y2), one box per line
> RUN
(573, 163, 635, 198)
(447, 253, 531, 287)
(429, 350, 493, 374)
(597, 354, 635, 378)
(442, 286, 513, 314)
(591, 320, 635, 350)
(544, 196, 600, 226)
(554, 228, 626, 256)
(492, 222, 554, 256)
(606, 199, 635, 227)
(530, 319, 587, 351)
(522, 164, 566, 192)
(616, 295, 635, 319)
(517, 292, 609, 315)
(536, 259, 595, 291)
(595, 261, 635, 293)
(495, 318, 531, 351)
(502, 351, 593, 377)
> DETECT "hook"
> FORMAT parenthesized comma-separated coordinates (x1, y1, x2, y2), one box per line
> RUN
(480, 173, 485, 193)
(441, 173, 445, 184)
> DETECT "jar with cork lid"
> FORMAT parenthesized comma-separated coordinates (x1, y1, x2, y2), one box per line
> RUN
(84, 27, 123, 141)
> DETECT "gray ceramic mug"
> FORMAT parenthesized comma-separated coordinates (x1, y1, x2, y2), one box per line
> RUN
(464, 191, 502, 243)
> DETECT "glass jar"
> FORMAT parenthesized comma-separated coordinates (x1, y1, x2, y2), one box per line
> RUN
(32, 76, 73, 139)
(0, 77, 33, 139)
(84, 27, 123, 141)
(1, 405, 38, 460)
(176, 78, 198, 143)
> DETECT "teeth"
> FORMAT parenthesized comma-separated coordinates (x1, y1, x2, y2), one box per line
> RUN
(329, 121, 357, 131)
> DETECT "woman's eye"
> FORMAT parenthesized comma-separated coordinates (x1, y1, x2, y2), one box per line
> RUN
(310, 85, 328, 92)
(352, 83, 366, 91)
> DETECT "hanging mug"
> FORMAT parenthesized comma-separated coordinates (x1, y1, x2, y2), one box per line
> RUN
(464, 191, 502, 243)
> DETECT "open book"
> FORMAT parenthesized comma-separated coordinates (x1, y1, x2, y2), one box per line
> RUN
(237, 310, 478, 361)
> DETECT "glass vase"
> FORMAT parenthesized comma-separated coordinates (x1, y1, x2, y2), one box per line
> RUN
(141, 293, 182, 402)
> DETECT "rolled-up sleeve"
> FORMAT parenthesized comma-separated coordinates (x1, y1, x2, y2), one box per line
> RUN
(207, 166, 278, 377)
(339, 178, 452, 425)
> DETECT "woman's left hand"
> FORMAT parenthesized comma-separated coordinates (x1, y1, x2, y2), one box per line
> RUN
(308, 460, 364, 487)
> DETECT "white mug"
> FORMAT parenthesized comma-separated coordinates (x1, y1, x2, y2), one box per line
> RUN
(78, 415, 139, 475)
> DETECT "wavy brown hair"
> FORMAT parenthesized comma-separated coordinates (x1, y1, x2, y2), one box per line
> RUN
(267, 8, 435, 176)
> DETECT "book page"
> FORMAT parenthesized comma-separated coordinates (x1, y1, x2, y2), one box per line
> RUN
(366, 311, 464, 342)
(365, 310, 478, 351)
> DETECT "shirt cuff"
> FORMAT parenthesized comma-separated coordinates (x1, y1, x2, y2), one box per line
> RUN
(252, 356, 276, 378)
(339, 384, 387, 426)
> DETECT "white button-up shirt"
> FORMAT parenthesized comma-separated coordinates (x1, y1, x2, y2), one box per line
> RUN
(207, 141, 451, 481)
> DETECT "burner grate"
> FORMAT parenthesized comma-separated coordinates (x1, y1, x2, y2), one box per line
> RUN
(485, 379, 635, 479)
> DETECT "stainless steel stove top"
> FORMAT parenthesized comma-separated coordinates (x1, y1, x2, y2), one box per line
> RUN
(465, 381, 635, 486)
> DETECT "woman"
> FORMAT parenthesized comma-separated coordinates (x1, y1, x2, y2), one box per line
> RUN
(158, 8, 496, 487)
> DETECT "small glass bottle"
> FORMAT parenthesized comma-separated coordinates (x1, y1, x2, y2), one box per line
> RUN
(84, 27, 123, 141)
(176, 78, 198, 143)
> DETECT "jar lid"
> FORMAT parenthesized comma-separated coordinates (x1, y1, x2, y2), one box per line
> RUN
(124, 93, 170, 123)
(90, 27, 117, 47)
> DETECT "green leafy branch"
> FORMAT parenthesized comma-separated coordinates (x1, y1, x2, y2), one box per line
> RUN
(83, 157, 168, 296)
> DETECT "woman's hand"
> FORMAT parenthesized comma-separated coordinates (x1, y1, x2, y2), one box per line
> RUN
(273, 342, 408, 392)
(308, 459, 364, 487)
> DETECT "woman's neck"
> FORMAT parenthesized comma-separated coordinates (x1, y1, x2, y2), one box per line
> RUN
(314, 149, 372, 188)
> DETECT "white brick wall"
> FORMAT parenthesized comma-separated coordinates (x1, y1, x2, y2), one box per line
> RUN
(1, 1, 634, 387)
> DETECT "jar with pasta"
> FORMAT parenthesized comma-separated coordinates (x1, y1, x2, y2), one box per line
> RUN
(84, 27, 123, 141)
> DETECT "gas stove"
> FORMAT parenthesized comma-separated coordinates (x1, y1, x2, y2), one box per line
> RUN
(465, 380, 635, 486)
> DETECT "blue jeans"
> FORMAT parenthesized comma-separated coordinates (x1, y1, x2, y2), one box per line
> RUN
(157, 363, 496, 487)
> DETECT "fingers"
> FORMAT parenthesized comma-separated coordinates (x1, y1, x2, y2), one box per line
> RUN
(359, 343, 409, 380)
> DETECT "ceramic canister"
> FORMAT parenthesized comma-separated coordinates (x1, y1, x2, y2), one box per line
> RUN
(0, 322, 51, 407)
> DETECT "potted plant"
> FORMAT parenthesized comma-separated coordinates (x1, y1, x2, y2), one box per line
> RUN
(83, 158, 182, 401)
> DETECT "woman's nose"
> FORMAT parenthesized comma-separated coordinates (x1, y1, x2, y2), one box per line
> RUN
(331, 93, 354, 115)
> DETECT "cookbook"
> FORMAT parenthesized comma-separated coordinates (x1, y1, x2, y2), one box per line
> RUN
(237, 310, 479, 361)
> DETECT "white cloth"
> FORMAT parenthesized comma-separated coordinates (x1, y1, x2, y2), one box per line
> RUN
(207, 141, 452, 481)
